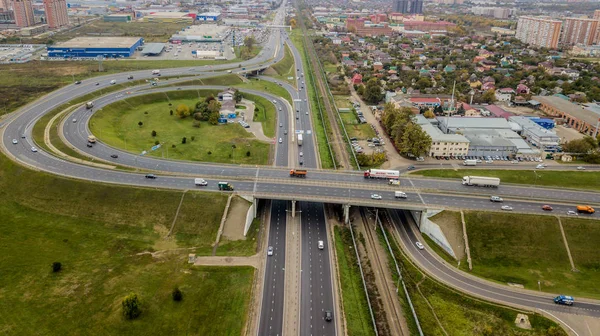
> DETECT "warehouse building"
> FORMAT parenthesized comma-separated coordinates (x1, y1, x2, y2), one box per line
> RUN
(534, 95, 600, 137)
(462, 129, 517, 157)
(47, 37, 143, 58)
(413, 115, 470, 157)
(140, 43, 165, 56)
(437, 116, 513, 134)
(142, 11, 195, 23)
(197, 12, 221, 22)
(509, 116, 560, 150)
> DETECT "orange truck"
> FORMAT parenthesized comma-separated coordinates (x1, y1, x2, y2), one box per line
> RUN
(576, 205, 595, 214)
(290, 169, 307, 178)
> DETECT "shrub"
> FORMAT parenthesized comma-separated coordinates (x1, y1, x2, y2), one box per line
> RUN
(172, 144, 176, 148)
(170, 110, 173, 116)
(51, 262, 62, 273)
(246, 150, 251, 157)
(154, 140, 160, 145)
(182, 137, 187, 144)
(151, 130, 157, 137)
(192, 120, 201, 128)
(122, 293, 141, 320)
(138, 121, 143, 127)
(144, 111, 148, 115)
(191, 136, 195, 141)
(208, 151, 212, 155)
(172, 287, 183, 302)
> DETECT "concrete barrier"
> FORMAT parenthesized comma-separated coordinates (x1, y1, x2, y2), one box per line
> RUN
(417, 209, 457, 259)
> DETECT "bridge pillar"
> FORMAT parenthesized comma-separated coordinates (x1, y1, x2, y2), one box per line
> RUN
(254, 198, 258, 218)
(343, 204, 351, 225)
(291, 200, 296, 218)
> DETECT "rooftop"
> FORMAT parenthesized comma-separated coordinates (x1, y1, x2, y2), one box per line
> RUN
(140, 43, 165, 55)
(462, 129, 515, 148)
(53, 37, 142, 49)
(534, 96, 600, 126)
(437, 117, 512, 130)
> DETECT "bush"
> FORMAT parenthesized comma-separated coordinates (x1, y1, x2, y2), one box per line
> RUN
(191, 136, 195, 141)
(154, 140, 160, 145)
(151, 130, 157, 137)
(208, 151, 212, 155)
(246, 150, 251, 157)
(182, 137, 187, 144)
(138, 121, 143, 127)
(51, 262, 62, 273)
(170, 110, 173, 116)
(192, 120, 201, 128)
(172, 144, 176, 148)
(172, 287, 183, 302)
(122, 293, 141, 320)
(144, 111, 148, 115)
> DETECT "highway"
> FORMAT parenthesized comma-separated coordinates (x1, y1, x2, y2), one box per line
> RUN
(388, 209, 600, 318)
(258, 200, 287, 336)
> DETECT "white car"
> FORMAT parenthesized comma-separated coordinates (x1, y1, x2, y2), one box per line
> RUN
(305, 111, 308, 115)
(12, 139, 17, 144)
(485, 160, 493, 164)
(72, 118, 77, 123)
(576, 166, 585, 170)
(370, 194, 382, 200)
(567, 210, 578, 216)
(299, 152, 303, 157)
(31, 147, 38, 152)
(278, 138, 282, 144)
(536, 164, 545, 169)
(501, 205, 513, 211)
(267, 246, 273, 256)
(415, 241, 425, 250)
(318, 240, 324, 250)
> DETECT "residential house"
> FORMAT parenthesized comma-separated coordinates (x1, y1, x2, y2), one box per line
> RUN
(516, 84, 530, 95)
(351, 73, 363, 84)
(495, 88, 515, 102)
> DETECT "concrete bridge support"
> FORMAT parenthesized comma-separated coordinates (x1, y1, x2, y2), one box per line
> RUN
(291, 200, 296, 218)
(343, 204, 351, 224)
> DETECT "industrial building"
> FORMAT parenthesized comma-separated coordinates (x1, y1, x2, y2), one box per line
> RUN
(534, 95, 600, 137)
(509, 116, 561, 150)
(461, 129, 517, 157)
(103, 14, 132, 22)
(170, 24, 229, 43)
(47, 37, 143, 58)
(197, 12, 221, 22)
(413, 115, 470, 157)
(141, 12, 195, 23)
(437, 116, 513, 134)
(140, 43, 165, 56)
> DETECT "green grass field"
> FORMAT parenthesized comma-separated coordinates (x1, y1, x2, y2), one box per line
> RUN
(0, 153, 254, 334)
(334, 226, 376, 336)
(269, 44, 296, 86)
(89, 91, 271, 165)
(413, 169, 600, 191)
(340, 112, 376, 140)
(377, 226, 566, 336)
(463, 211, 600, 298)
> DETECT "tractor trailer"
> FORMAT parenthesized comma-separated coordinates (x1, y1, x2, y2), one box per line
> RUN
(297, 134, 303, 146)
(462, 176, 500, 187)
(364, 169, 400, 179)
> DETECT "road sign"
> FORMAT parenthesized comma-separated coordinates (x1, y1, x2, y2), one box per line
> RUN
(295, 130, 304, 134)
(151, 144, 161, 151)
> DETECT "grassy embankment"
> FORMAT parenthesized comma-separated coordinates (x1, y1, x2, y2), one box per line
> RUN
(89, 90, 270, 165)
(334, 226, 377, 336)
(424, 210, 600, 299)
(0, 153, 255, 334)
(412, 169, 600, 191)
(289, 28, 336, 169)
(377, 224, 567, 336)
(268, 43, 296, 86)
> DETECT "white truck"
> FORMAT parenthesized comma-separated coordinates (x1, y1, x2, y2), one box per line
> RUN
(87, 135, 96, 143)
(364, 169, 400, 179)
(463, 159, 477, 166)
(462, 176, 500, 187)
(297, 134, 303, 146)
(395, 191, 407, 199)
(152, 69, 160, 75)
(194, 178, 208, 186)
(85, 101, 94, 109)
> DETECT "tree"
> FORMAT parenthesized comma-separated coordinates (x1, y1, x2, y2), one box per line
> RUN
(563, 137, 596, 153)
(151, 130, 157, 137)
(234, 91, 243, 103)
(246, 150, 251, 157)
(182, 137, 187, 144)
(172, 287, 183, 302)
(289, 18, 297, 29)
(415, 77, 432, 90)
(457, 104, 466, 115)
(356, 84, 365, 96)
(208, 112, 219, 125)
(170, 110, 173, 116)
(138, 121, 143, 127)
(207, 100, 221, 114)
(362, 79, 384, 104)
(398, 123, 432, 157)
(122, 293, 141, 320)
(481, 89, 497, 104)
(175, 104, 191, 119)
(244, 36, 255, 51)
(205, 95, 216, 104)
(423, 110, 435, 119)
(51, 262, 62, 273)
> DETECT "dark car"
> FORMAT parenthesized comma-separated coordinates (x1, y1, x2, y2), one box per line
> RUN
(75, 81, 82, 84)
(110, 154, 118, 158)
(95, 82, 100, 86)
(86, 143, 93, 148)
(145, 174, 157, 179)
(324, 310, 332, 322)
(407, 165, 415, 171)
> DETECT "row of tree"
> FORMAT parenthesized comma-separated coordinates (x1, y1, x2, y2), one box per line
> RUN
(562, 136, 600, 163)
(381, 104, 432, 158)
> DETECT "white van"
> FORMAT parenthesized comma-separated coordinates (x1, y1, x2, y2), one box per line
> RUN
(110, 80, 116, 85)
(194, 178, 208, 186)
(394, 191, 407, 199)
(318, 240, 324, 250)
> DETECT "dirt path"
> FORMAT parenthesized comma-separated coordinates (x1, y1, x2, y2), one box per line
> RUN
(193, 255, 260, 268)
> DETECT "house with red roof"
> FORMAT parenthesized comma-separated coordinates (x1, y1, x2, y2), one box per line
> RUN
(351, 73, 363, 85)
(516, 84, 530, 94)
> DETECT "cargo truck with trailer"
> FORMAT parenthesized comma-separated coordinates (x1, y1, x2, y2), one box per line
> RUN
(462, 176, 500, 187)
(364, 169, 400, 179)
(290, 169, 307, 177)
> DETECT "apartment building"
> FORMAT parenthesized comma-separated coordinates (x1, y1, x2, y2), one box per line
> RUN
(561, 17, 598, 46)
(13, 0, 35, 27)
(516, 16, 562, 49)
(43, 0, 69, 29)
